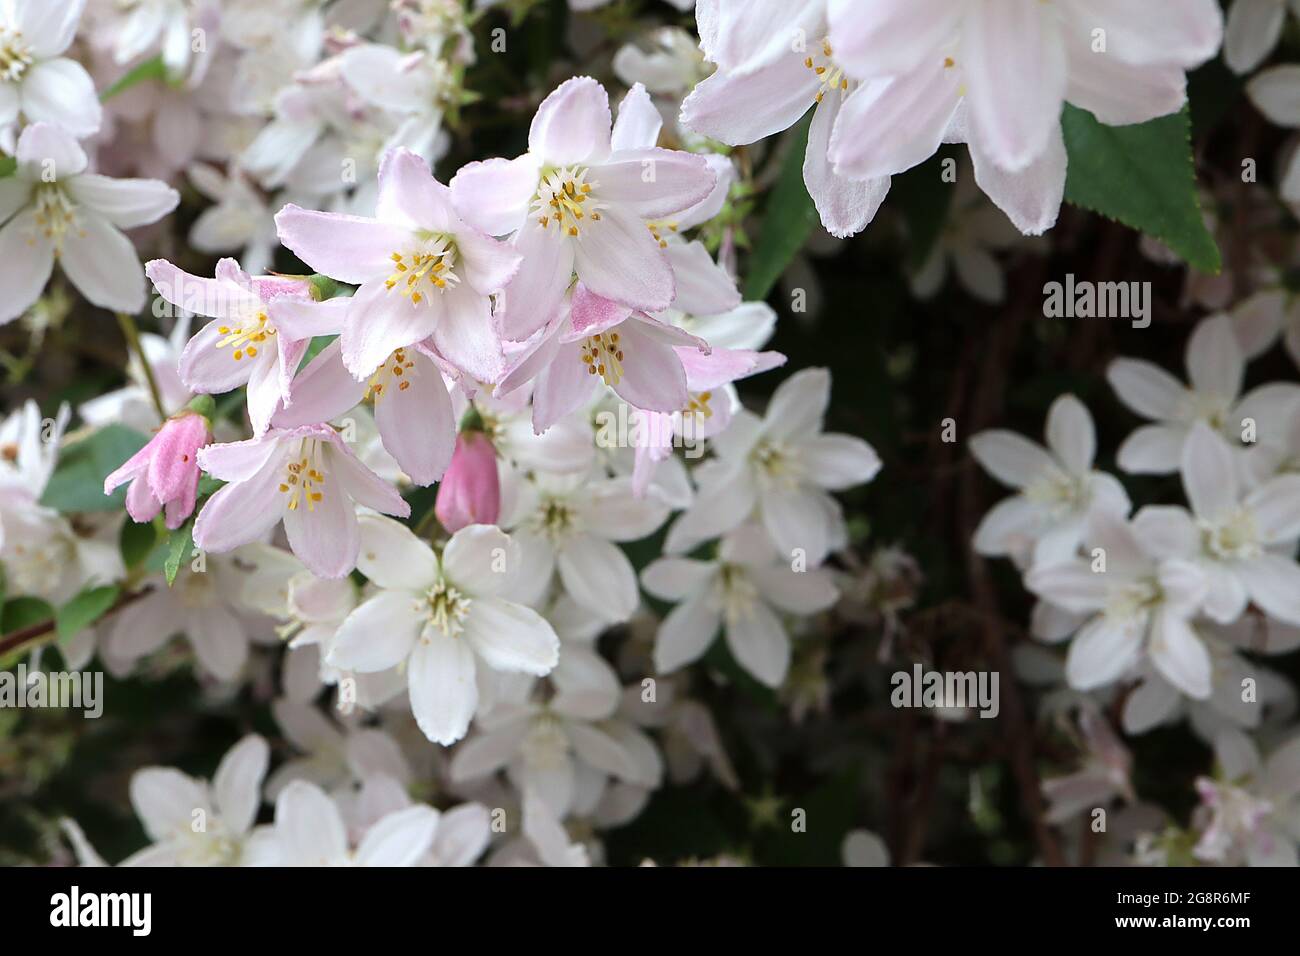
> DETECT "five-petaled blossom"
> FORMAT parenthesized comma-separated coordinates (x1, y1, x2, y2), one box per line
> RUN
(0, 123, 178, 323)
(327, 517, 561, 745)
(193, 425, 411, 579)
(450, 77, 717, 339)
(275, 147, 522, 383)
(148, 258, 345, 436)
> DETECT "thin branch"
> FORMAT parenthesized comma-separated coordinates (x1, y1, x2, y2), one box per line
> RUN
(115, 311, 167, 423)
(0, 588, 152, 658)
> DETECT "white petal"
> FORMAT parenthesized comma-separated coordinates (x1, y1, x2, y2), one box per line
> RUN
(725, 601, 790, 687)
(408, 631, 479, 745)
(654, 594, 721, 673)
(355, 805, 439, 866)
(328, 591, 422, 673)
(356, 514, 439, 591)
(462, 598, 560, 675)
(213, 735, 268, 836)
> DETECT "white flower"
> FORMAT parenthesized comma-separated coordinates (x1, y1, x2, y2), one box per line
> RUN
(327, 516, 561, 745)
(0, 123, 179, 323)
(0, 398, 67, 505)
(106, 545, 299, 682)
(502, 471, 671, 623)
(449, 700, 644, 818)
(1108, 314, 1300, 474)
(1246, 64, 1300, 203)
(643, 524, 839, 688)
(971, 394, 1130, 569)
(125, 735, 271, 866)
(267, 779, 439, 866)
(0, 0, 101, 147)
(667, 367, 880, 566)
(1131, 423, 1300, 626)
(265, 697, 410, 800)
(113, 0, 221, 84)
(1192, 728, 1300, 866)
(187, 163, 278, 276)
(1041, 708, 1134, 824)
(1026, 511, 1210, 698)
(1225, 0, 1300, 74)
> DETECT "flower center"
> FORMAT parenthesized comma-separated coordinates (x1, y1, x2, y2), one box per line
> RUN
(385, 235, 459, 306)
(178, 567, 218, 609)
(684, 390, 714, 420)
(805, 39, 848, 104)
(1200, 508, 1261, 562)
(523, 712, 569, 769)
(278, 440, 327, 512)
(1104, 576, 1162, 623)
(1024, 466, 1089, 517)
(215, 310, 275, 361)
(580, 331, 625, 386)
(0, 26, 32, 83)
(751, 438, 801, 487)
(533, 166, 604, 238)
(534, 497, 578, 541)
(32, 184, 81, 252)
(177, 821, 242, 866)
(718, 563, 759, 625)
(647, 220, 678, 249)
(421, 580, 471, 637)
(366, 347, 417, 400)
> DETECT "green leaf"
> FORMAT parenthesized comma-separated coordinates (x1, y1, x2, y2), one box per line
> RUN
(41, 424, 149, 513)
(56, 585, 120, 644)
(1061, 104, 1220, 273)
(0, 155, 16, 178)
(1, 596, 54, 633)
(100, 56, 166, 101)
(164, 522, 193, 586)
(308, 275, 354, 301)
(120, 519, 158, 569)
(744, 116, 818, 301)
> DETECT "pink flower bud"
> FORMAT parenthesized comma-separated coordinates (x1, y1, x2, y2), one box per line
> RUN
(434, 432, 500, 532)
(104, 411, 211, 530)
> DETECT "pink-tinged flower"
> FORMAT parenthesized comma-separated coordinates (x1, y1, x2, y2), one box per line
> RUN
(271, 338, 459, 486)
(193, 424, 411, 579)
(0, 0, 102, 147)
(497, 284, 709, 434)
(631, 345, 786, 497)
(0, 123, 178, 323)
(817, 0, 1221, 233)
(827, 0, 1221, 173)
(680, 2, 891, 239)
(450, 77, 717, 339)
(435, 431, 501, 532)
(275, 148, 521, 382)
(104, 410, 211, 530)
(148, 258, 344, 436)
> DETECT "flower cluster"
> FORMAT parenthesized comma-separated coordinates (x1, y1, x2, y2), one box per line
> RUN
(11, 0, 1300, 873)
